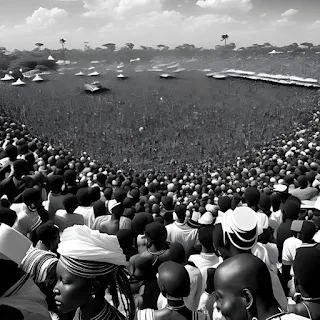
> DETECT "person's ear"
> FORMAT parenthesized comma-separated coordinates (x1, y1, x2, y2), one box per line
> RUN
(90, 280, 100, 299)
(242, 288, 254, 310)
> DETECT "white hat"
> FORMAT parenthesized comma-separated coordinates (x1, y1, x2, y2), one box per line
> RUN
(205, 204, 215, 213)
(223, 207, 258, 250)
(273, 184, 288, 193)
(108, 199, 121, 213)
(314, 197, 320, 210)
(198, 212, 214, 225)
(0, 224, 32, 266)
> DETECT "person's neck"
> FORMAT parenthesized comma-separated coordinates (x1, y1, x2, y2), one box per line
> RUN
(167, 298, 185, 308)
(201, 247, 214, 254)
(80, 297, 106, 320)
(176, 218, 185, 224)
(111, 214, 120, 221)
(250, 205, 259, 212)
(150, 242, 168, 252)
(230, 246, 250, 256)
(256, 304, 283, 320)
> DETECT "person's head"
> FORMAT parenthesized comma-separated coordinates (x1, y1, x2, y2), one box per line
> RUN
(117, 229, 134, 250)
(89, 186, 101, 203)
(199, 225, 215, 252)
(13, 159, 28, 177)
(244, 187, 260, 209)
(152, 204, 160, 215)
(63, 170, 77, 186)
(258, 193, 271, 217)
(214, 254, 278, 320)
(145, 222, 167, 247)
(270, 192, 281, 212)
(36, 221, 60, 252)
(76, 188, 92, 207)
(174, 204, 186, 221)
(5, 145, 18, 161)
(22, 188, 41, 210)
(48, 175, 64, 193)
(63, 194, 79, 214)
(294, 243, 320, 299)
(218, 196, 232, 213)
(112, 187, 127, 204)
(54, 225, 134, 319)
(157, 261, 190, 299)
(161, 196, 173, 210)
(297, 175, 308, 189)
(168, 242, 186, 264)
(104, 187, 113, 201)
(108, 199, 122, 218)
(300, 221, 316, 243)
(0, 207, 17, 227)
(132, 212, 150, 235)
(93, 200, 106, 218)
(281, 200, 300, 221)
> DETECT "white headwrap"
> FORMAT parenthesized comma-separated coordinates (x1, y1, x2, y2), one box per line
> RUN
(57, 225, 128, 278)
(57, 225, 135, 320)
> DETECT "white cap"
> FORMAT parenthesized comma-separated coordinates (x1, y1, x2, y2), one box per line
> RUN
(198, 212, 214, 225)
(0, 224, 32, 266)
(273, 184, 288, 193)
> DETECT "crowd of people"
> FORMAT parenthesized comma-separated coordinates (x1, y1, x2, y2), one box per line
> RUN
(1, 107, 320, 320)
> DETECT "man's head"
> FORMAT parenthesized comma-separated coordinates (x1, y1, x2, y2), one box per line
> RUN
(244, 187, 260, 209)
(157, 261, 190, 299)
(174, 204, 186, 221)
(214, 254, 277, 320)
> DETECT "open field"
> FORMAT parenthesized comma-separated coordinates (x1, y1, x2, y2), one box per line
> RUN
(0, 68, 319, 170)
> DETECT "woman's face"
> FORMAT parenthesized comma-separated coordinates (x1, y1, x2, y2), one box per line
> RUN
(53, 260, 92, 314)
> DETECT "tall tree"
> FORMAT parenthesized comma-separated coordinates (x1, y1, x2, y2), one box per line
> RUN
(300, 42, 314, 50)
(84, 41, 91, 51)
(59, 38, 66, 63)
(102, 43, 116, 52)
(35, 43, 44, 51)
(125, 43, 134, 50)
(221, 34, 229, 46)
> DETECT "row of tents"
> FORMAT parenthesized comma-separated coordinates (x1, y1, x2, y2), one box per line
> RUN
(1, 74, 44, 86)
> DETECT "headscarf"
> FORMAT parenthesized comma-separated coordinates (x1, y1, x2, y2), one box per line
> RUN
(21, 247, 58, 283)
(57, 225, 134, 320)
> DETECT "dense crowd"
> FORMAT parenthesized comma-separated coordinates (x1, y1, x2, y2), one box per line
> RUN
(1, 108, 320, 320)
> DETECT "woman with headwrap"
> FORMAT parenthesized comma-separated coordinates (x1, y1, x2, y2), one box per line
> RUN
(53, 225, 135, 320)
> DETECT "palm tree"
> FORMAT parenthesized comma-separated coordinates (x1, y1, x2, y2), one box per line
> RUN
(221, 34, 229, 47)
(59, 38, 66, 64)
(35, 43, 44, 51)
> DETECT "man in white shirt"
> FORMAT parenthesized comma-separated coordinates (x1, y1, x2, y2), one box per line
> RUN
(166, 204, 198, 259)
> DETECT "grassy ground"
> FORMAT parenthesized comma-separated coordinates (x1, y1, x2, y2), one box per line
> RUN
(0, 70, 318, 170)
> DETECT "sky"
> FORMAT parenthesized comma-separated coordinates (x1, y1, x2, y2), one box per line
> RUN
(0, 0, 320, 51)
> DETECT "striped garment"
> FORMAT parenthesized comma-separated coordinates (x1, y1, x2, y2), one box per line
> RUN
(21, 247, 58, 283)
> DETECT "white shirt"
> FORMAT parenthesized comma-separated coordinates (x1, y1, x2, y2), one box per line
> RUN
(282, 237, 302, 265)
(54, 209, 84, 232)
(269, 209, 283, 239)
(188, 253, 223, 294)
(166, 222, 198, 258)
